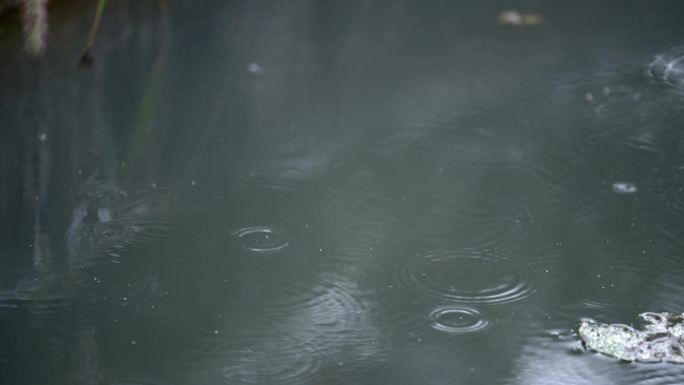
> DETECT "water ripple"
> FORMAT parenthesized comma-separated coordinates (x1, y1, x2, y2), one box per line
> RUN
(194, 273, 386, 384)
(232, 226, 290, 253)
(397, 251, 537, 305)
(324, 165, 552, 251)
(510, 330, 609, 385)
(511, 327, 684, 385)
(206, 336, 326, 385)
(572, 245, 658, 310)
(647, 46, 684, 91)
(0, 275, 73, 317)
(67, 183, 179, 266)
(428, 305, 489, 334)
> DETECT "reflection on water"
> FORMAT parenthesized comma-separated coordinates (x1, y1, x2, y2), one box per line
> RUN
(647, 46, 684, 91)
(3, 1, 684, 384)
(193, 274, 385, 385)
(511, 329, 684, 385)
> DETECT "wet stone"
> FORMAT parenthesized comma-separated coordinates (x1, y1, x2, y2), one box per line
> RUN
(579, 312, 684, 363)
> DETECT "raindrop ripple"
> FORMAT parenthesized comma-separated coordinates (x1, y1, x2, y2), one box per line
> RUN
(428, 305, 489, 334)
(233, 226, 290, 253)
(397, 251, 537, 305)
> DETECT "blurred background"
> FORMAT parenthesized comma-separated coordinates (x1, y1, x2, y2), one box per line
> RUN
(2, 1, 684, 384)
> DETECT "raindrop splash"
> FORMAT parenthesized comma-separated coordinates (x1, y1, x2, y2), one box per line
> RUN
(428, 306, 489, 334)
(232, 226, 290, 253)
(397, 251, 537, 305)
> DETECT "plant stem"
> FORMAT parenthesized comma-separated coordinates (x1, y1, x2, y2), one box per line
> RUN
(80, 0, 107, 66)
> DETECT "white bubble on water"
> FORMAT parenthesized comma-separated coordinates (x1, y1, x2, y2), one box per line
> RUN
(247, 62, 264, 74)
(612, 181, 638, 194)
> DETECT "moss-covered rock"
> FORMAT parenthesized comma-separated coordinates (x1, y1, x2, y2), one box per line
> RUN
(579, 313, 684, 363)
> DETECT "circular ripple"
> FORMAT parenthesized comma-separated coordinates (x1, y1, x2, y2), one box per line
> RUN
(323, 165, 551, 251)
(213, 336, 326, 385)
(577, 281, 621, 309)
(196, 273, 385, 384)
(428, 306, 489, 334)
(232, 226, 290, 253)
(397, 251, 537, 305)
(68, 183, 178, 266)
(576, 253, 656, 309)
(222, 273, 376, 335)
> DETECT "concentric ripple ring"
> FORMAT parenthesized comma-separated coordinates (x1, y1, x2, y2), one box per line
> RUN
(233, 226, 290, 253)
(398, 251, 537, 304)
(428, 306, 489, 334)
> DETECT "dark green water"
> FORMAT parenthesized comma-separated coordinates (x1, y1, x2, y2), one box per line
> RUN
(3, 1, 684, 384)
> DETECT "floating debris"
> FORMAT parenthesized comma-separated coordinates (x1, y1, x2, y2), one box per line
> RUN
(497, 10, 544, 27)
(579, 313, 684, 363)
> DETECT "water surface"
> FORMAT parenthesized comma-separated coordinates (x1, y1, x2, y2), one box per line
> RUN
(2, 1, 684, 384)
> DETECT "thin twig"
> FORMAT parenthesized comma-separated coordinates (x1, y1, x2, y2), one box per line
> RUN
(79, 0, 107, 67)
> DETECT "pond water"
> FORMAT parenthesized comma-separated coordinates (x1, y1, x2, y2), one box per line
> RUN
(2, 1, 684, 384)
